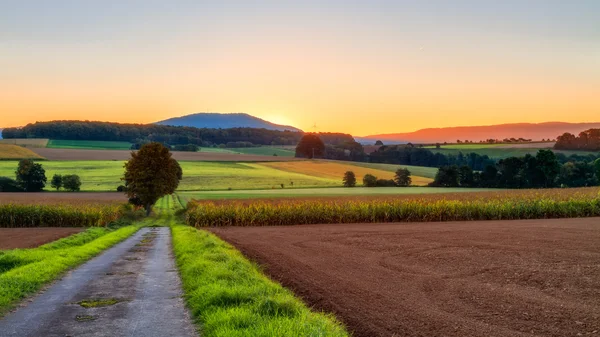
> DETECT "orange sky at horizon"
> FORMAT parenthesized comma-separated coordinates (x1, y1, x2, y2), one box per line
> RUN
(1, 1, 599, 136)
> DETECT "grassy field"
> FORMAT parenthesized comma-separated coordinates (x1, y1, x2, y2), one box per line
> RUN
(230, 147, 296, 157)
(185, 187, 600, 227)
(427, 147, 598, 159)
(0, 144, 45, 160)
(0, 161, 339, 191)
(262, 161, 433, 185)
(0, 139, 49, 148)
(176, 187, 497, 204)
(156, 197, 349, 337)
(47, 139, 132, 150)
(0, 224, 141, 316)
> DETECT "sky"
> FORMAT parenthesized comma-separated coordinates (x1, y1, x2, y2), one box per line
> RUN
(1, 0, 599, 135)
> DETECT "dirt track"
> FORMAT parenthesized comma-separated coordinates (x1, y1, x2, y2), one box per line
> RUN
(210, 218, 600, 337)
(31, 148, 301, 161)
(0, 228, 84, 249)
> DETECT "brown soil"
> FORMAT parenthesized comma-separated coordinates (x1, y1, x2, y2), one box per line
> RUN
(31, 148, 301, 161)
(0, 228, 84, 249)
(0, 192, 126, 205)
(210, 218, 600, 337)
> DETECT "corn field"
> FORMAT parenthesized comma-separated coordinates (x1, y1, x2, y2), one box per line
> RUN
(0, 203, 127, 228)
(186, 189, 600, 227)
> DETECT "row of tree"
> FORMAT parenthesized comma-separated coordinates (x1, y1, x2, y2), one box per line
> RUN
(554, 129, 600, 151)
(2, 120, 356, 148)
(342, 168, 412, 187)
(0, 160, 81, 192)
(430, 150, 600, 188)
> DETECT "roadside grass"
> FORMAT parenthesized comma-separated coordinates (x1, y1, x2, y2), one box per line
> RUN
(152, 196, 348, 336)
(47, 139, 132, 150)
(0, 222, 142, 317)
(262, 160, 433, 186)
(0, 144, 45, 160)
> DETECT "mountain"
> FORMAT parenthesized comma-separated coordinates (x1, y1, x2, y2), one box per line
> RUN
(156, 113, 302, 132)
(360, 122, 600, 144)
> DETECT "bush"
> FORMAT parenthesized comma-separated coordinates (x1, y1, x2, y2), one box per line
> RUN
(0, 177, 24, 192)
(172, 144, 199, 152)
(62, 175, 82, 192)
(50, 174, 63, 191)
(116, 185, 127, 192)
(363, 174, 377, 187)
(376, 179, 396, 187)
(342, 171, 356, 187)
(394, 168, 412, 187)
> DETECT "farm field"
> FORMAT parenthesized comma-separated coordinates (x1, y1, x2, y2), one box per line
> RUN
(0, 139, 49, 148)
(262, 161, 433, 185)
(230, 146, 296, 157)
(177, 186, 497, 203)
(210, 217, 600, 337)
(0, 144, 45, 160)
(1, 160, 426, 191)
(47, 139, 133, 150)
(428, 147, 598, 159)
(29, 148, 302, 161)
(0, 192, 126, 204)
(0, 228, 84, 249)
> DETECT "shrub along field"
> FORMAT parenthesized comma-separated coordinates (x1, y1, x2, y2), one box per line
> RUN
(185, 187, 600, 227)
(155, 196, 349, 337)
(0, 145, 45, 160)
(47, 139, 133, 150)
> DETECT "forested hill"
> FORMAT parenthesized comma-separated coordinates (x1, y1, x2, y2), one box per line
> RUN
(156, 113, 302, 132)
(1, 121, 353, 146)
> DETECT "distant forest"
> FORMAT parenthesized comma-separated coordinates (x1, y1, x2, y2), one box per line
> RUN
(1, 121, 355, 147)
(554, 129, 600, 151)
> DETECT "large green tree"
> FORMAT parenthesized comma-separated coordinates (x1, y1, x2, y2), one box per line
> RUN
(123, 143, 183, 215)
(15, 159, 46, 192)
(342, 171, 357, 187)
(394, 168, 412, 187)
(295, 134, 325, 159)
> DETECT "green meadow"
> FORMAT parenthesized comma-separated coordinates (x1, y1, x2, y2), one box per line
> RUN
(47, 140, 133, 150)
(0, 161, 339, 191)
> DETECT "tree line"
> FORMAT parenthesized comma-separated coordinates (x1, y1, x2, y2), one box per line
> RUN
(2, 120, 355, 148)
(554, 129, 600, 151)
(0, 160, 81, 192)
(430, 150, 600, 188)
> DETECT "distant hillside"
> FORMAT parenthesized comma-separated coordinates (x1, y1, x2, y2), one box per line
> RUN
(156, 113, 302, 132)
(0, 129, 3, 139)
(362, 122, 600, 144)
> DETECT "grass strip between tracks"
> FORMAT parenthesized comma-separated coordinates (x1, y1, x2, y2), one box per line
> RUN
(156, 196, 349, 337)
(0, 223, 142, 317)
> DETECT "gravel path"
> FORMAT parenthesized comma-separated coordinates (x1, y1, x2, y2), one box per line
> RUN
(0, 227, 197, 337)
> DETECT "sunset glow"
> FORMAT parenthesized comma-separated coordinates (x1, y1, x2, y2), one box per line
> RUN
(1, 1, 599, 135)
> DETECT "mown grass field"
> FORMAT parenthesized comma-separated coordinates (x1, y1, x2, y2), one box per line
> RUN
(47, 139, 133, 150)
(427, 146, 598, 159)
(155, 196, 349, 337)
(0, 144, 45, 160)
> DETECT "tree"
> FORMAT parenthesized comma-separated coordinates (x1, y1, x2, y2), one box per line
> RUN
(375, 140, 384, 146)
(430, 166, 459, 187)
(394, 168, 412, 187)
(50, 174, 63, 191)
(62, 175, 82, 191)
(480, 165, 499, 188)
(363, 174, 378, 187)
(594, 159, 600, 180)
(536, 150, 560, 188)
(295, 134, 325, 159)
(343, 171, 357, 187)
(458, 166, 474, 187)
(15, 159, 46, 192)
(123, 143, 182, 215)
(0, 177, 24, 192)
